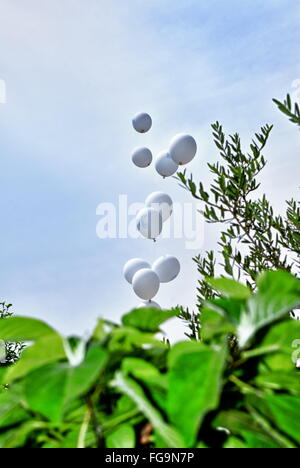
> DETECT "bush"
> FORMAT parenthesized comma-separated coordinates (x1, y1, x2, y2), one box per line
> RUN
(0, 270, 299, 448)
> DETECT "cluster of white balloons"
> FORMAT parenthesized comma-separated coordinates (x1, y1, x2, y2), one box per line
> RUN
(132, 112, 197, 177)
(125, 111, 192, 310)
(123, 255, 181, 308)
(136, 191, 173, 241)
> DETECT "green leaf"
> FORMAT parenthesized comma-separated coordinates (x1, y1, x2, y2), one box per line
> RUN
(0, 316, 58, 341)
(0, 390, 29, 429)
(109, 326, 166, 352)
(121, 358, 167, 389)
(92, 319, 106, 341)
(106, 423, 135, 448)
(246, 396, 297, 448)
(259, 318, 300, 371)
(200, 306, 235, 342)
(167, 341, 227, 447)
(0, 420, 48, 448)
(207, 277, 251, 300)
(122, 308, 178, 333)
(24, 345, 108, 424)
(213, 410, 263, 435)
(111, 371, 185, 448)
(223, 437, 247, 448)
(207, 297, 244, 325)
(255, 371, 300, 396)
(3, 334, 66, 384)
(238, 271, 300, 348)
(241, 430, 280, 448)
(121, 358, 168, 411)
(213, 409, 286, 447)
(262, 395, 300, 445)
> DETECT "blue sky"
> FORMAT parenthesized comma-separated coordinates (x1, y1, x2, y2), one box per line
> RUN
(0, 0, 299, 340)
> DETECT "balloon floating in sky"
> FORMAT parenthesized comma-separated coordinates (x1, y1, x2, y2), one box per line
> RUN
(169, 133, 197, 165)
(132, 147, 153, 168)
(132, 112, 152, 133)
(145, 191, 173, 223)
(136, 207, 163, 240)
(132, 268, 160, 300)
(123, 256, 180, 304)
(138, 300, 161, 310)
(155, 151, 178, 178)
(152, 255, 181, 283)
(123, 258, 151, 284)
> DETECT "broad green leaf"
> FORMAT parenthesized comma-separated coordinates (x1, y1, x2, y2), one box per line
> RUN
(238, 271, 300, 348)
(206, 297, 244, 325)
(24, 345, 108, 424)
(200, 306, 235, 342)
(255, 371, 300, 396)
(111, 371, 185, 448)
(261, 395, 300, 445)
(246, 396, 296, 448)
(0, 420, 48, 448)
(167, 341, 227, 447)
(3, 334, 66, 384)
(65, 345, 108, 402)
(121, 358, 167, 389)
(122, 308, 178, 333)
(109, 326, 166, 352)
(207, 277, 251, 300)
(0, 391, 29, 429)
(213, 409, 267, 435)
(0, 316, 58, 341)
(213, 410, 287, 447)
(121, 358, 168, 411)
(241, 430, 280, 448)
(223, 437, 247, 448)
(259, 318, 300, 371)
(25, 364, 67, 424)
(106, 423, 135, 448)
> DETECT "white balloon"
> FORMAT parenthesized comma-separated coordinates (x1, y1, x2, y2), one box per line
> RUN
(136, 207, 163, 240)
(155, 151, 178, 178)
(145, 192, 173, 223)
(169, 133, 197, 165)
(132, 268, 160, 300)
(152, 255, 181, 283)
(123, 258, 151, 284)
(132, 112, 152, 133)
(137, 301, 161, 310)
(132, 147, 153, 168)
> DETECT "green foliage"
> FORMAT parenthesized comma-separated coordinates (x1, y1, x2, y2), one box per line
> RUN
(0, 271, 299, 448)
(273, 94, 300, 127)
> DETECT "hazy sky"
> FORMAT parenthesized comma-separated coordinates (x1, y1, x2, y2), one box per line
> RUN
(0, 0, 299, 340)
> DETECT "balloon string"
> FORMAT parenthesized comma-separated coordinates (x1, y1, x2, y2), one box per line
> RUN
(153, 237, 158, 263)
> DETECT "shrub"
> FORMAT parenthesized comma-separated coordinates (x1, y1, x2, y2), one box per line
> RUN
(0, 270, 299, 448)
